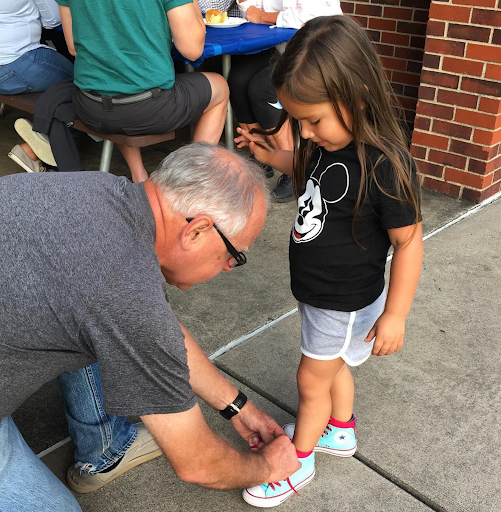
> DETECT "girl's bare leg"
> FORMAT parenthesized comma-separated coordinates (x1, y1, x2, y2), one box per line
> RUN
(293, 355, 346, 452)
(330, 362, 355, 422)
(20, 143, 37, 161)
(116, 145, 148, 183)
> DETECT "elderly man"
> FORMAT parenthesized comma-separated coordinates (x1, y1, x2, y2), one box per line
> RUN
(0, 143, 299, 512)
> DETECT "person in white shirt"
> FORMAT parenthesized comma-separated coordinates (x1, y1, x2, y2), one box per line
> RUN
(1, 0, 74, 173)
(229, 0, 342, 202)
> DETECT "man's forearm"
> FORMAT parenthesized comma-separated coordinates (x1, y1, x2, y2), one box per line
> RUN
(180, 324, 239, 410)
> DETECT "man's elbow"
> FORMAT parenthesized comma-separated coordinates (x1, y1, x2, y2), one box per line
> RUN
(173, 463, 222, 489)
(181, 41, 204, 62)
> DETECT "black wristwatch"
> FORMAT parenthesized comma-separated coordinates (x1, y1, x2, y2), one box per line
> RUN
(219, 390, 248, 420)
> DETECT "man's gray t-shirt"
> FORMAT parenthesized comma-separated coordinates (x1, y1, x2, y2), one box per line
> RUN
(0, 172, 197, 419)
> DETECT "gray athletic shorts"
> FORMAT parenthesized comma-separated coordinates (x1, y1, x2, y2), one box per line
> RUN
(299, 289, 386, 366)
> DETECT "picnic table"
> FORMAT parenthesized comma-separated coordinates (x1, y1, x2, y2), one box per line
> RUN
(173, 22, 296, 149)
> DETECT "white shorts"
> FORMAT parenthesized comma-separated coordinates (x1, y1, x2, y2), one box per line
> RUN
(299, 290, 386, 366)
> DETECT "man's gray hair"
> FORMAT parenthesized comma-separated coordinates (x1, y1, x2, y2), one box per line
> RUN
(150, 143, 270, 237)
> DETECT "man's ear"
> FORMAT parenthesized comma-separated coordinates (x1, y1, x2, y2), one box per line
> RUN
(180, 216, 213, 251)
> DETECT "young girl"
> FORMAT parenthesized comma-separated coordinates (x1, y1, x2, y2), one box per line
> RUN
(237, 15, 423, 507)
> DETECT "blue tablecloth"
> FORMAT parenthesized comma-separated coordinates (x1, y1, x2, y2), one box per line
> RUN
(172, 22, 296, 67)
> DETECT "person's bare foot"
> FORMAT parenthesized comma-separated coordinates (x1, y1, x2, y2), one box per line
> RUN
(20, 142, 37, 161)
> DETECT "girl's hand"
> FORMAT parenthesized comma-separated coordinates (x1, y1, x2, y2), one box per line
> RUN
(245, 5, 264, 23)
(365, 312, 406, 356)
(235, 127, 275, 165)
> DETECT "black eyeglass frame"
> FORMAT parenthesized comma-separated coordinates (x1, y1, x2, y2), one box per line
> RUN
(186, 218, 247, 268)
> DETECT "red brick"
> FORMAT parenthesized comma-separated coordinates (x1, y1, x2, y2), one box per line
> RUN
(432, 120, 472, 140)
(421, 70, 459, 89)
(384, 68, 393, 81)
(384, 6, 413, 20)
(395, 47, 424, 60)
(466, 43, 501, 64)
(397, 21, 428, 35)
(417, 100, 454, 119)
(340, 2, 354, 13)
(381, 32, 411, 46)
(427, 20, 446, 37)
(423, 177, 462, 197)
(468, 159, 488, 174)
(356, 4, 382, 16)
(393, 71, 422, 86)
(423, 53, 441, 69)
(425, 38, 466, 57)
(455, 109, 499, 130)
(479, 97, 501, 115)
(410, 144, 428, 158)
(447, 24, 491, 42)
(398, 96, 418, 110)
(405, 109, 417, 123)
(410, 36, 426, 49)
(369, 18, 397, 31)
(441, 57, 484, 76)
(429, 4, 471, 23)
(450, 139, 490, 159)
(413, 130, 450, 150)
(452, 0, 496, 6)
(461, 77, 501, 97)
(352, 16, 368, 27)
(471, 8, 501, 25)
(381, 57, 408, 71)
(494, 169, 501, 182)
(415, 160, 445, 177)
(485, 64, 501, 81)
(366, 30, 381, 42)
(404, 85, 419, 98)
(373, 43, 395, 57)
(413, 9, 430, 22)
(462, 181, 500, 202)
(493, 30, 501, 46)
(437, 89, 478, 109)
(445, 168, 493, 188)
(473, 128, 495, 145)
(401, 0, 432, 8)
(418, 86, 436, 101)
(429, 149, 468, 168)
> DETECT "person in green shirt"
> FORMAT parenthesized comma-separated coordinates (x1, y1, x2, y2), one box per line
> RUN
(57, 0, 229, 182)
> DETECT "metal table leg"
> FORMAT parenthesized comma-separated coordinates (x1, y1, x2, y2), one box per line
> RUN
(0, 103, 5, 117)
(222, 55, 234, 150)
(99, 140, 114, 173)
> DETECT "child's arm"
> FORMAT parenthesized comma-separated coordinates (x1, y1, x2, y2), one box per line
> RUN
(365, 222, 423, 356)
(235, 128, 294, 175)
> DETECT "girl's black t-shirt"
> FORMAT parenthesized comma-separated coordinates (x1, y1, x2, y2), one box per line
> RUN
(289, 142, 419, 312)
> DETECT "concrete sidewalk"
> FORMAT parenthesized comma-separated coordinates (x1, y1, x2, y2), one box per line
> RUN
(2, 105, 500, 511)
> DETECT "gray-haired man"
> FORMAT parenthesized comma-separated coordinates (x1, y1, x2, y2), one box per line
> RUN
(0, 143, 300, 511)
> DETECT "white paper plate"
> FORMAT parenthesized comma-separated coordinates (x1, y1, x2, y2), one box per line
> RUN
(204, 17, 247, 28)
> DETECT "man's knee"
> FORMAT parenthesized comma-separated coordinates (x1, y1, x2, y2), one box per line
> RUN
(202, 72, 229, 104)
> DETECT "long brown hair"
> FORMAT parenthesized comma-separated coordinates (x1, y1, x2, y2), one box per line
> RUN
(258, 15, 421, 235)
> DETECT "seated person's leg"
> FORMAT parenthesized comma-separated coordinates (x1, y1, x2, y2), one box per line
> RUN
(0, 416, 82, 512)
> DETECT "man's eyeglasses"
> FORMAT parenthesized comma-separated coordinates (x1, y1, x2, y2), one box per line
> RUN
(186, 218, 247, 268)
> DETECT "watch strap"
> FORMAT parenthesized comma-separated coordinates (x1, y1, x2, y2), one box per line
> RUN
(219, 390, 248, 420)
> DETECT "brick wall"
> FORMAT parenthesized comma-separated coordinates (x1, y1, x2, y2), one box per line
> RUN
(341, 0, 432, 128)
(410, 0, 501, 202)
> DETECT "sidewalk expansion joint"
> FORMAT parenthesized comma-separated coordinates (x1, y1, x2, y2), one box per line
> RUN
(216, 362, 448, 512)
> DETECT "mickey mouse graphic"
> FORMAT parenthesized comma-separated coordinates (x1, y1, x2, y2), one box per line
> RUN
(292, 149, 350, 244)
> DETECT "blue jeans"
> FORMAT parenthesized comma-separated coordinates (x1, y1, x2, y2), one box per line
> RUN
(0, 47, 73, 95)
(58, 363, 137, 475)
(0, 416, 81, 512)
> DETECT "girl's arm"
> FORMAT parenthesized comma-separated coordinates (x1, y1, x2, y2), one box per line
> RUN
(365, 222, 423, 356)
(245, 7, 279, 25)
(235, 128, 294, 175)
(278, 0, 343, 29)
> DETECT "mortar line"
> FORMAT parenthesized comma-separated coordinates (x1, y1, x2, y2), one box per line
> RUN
(216, 363, 448, 512)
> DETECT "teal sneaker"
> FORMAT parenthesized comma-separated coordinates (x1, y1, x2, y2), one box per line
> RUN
(242, 452, 315, 508)
(283, 415, 357, 457)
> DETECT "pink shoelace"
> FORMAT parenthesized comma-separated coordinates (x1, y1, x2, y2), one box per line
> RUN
(267, 477, 300, 495)
(322, 425, 332, 437)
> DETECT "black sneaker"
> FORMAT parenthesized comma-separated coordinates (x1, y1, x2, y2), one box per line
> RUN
(261, 163, 275, 179)
(272, 174, 294, 203)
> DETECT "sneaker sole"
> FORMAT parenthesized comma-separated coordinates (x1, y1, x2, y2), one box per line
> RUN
(67, 448, 163, 494)
(272, 194, 294, 203)
(14, 119, 57, 167)
(314, 445, 357, 457)
(8, 151, 35, 173)
(242, 470, 315, 508)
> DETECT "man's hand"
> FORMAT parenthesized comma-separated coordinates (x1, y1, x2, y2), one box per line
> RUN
(365, 311, 406, 356)
(259, 435, 301, 483)
(231, 401, 285, 449)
